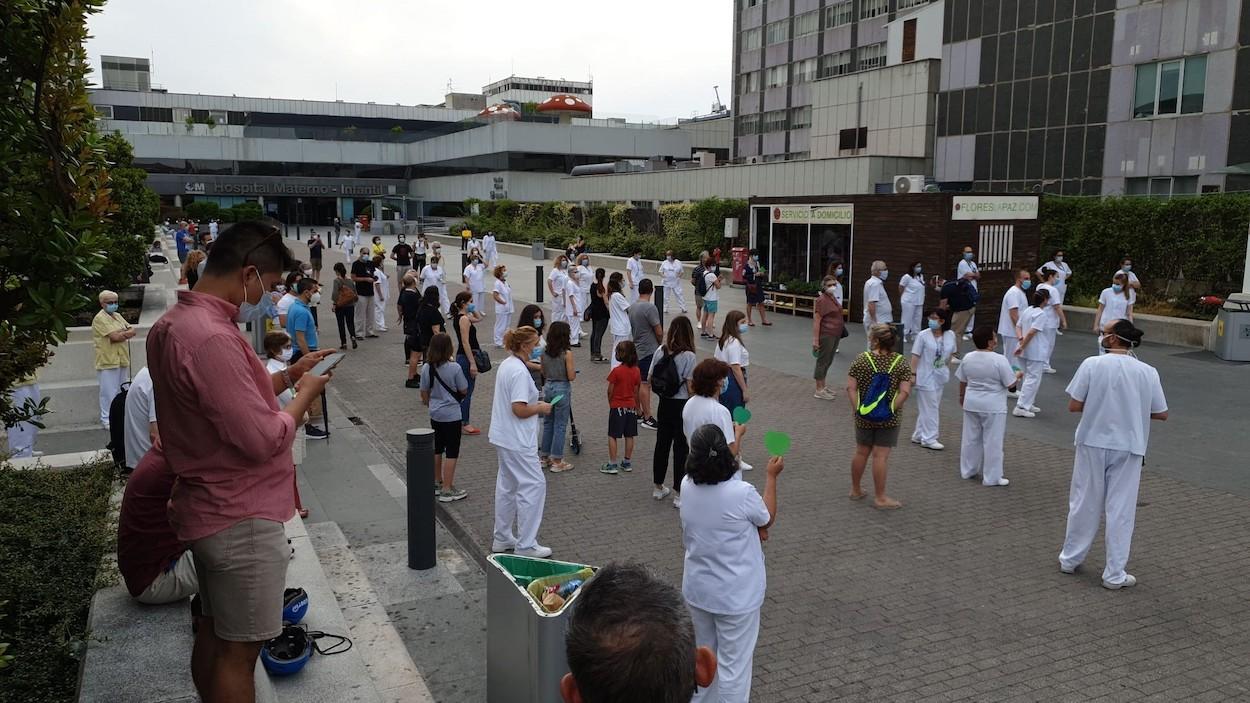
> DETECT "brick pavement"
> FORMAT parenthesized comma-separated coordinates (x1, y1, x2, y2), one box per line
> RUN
(323, 262, 1250, 702)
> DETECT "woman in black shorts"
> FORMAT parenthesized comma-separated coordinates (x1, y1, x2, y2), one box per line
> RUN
(420, 333, 470, 501)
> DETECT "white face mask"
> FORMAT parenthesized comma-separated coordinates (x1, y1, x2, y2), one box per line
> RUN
(277, 347, 293, 362)
(310, 292, 322, 306)
(826, 286, 838, 297)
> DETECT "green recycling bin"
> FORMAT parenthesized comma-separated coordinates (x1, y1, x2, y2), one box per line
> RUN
(486, 554, 596, 703)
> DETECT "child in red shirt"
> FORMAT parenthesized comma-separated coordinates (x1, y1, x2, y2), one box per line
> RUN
(604, 340, 641, 474)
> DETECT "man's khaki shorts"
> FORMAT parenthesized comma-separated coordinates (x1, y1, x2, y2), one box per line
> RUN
(191, 518, 288, 642)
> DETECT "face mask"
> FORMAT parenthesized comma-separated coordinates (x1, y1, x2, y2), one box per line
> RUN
(533, 318, 543, 329)
(835, 267, 844, 277)
(561, 262, 569, 270)
(301, 267, 313, 276)
(879, 271, 889, 281)
(1021, 280, 1032, 290)
(738, 323, 749, 335)
(826, 286, 838, 297)
(666, 255, 674, 261)
(1055, 255, 1064, 263)
(467, 303, 477, 313)
(310, 292, 322, 305)
(276, 285, 286, 294)
(235, 269, 275, 324)
(431, 264, 438, 270)
(105, 302, 119, 313)
(752, 255, 759, 261)
(633, 255, 640, 261)
(964, 252, 974, 260)
(914, 267, 922, 275)
(360, 254, 369, 261)
(277, 347, 293, 362)
(1122, 264, 1132, 272)
(720, 376, 730, 395)
(928, 319, 940, 331)
(1112, 283, 1123, 293)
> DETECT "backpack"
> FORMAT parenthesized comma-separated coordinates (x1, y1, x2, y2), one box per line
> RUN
(855, 353, 902, 423)
(106, 383, 131, 468)
(693, 266, 707, 296)
(649, 350, 682, 399)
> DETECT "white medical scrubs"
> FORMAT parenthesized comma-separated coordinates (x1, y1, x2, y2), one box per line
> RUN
(419, 264, 448, 315)
(997, 285, 1028, 362)
(492, 279, 513, 347)
(1043, 260, 1072, 303)
(608, 291, 631, 368)
(899, 273, 926, 340)
(626, 257, 644, 303)
(490, 356, 546, 551)
(548, 268, 568, 325)
(862, 277, 893, 349)
(955, 350, 1016, 484)
(463, 262, 487, 314)
(1015, 306, 1051, 412)
(576, 264, 594, 324)
(1095, 287, 1136, 353)
(909, 328, 955, 445)
(659, 259, 686, 312)
(1059, 353, 1167, 585)
(1037, 282, 1062, 368)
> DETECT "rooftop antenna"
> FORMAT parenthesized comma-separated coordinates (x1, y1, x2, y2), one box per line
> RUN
(712, 85, 725, 113)
(447, 78, 453, 93)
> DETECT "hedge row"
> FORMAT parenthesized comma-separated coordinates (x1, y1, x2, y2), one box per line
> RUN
(1040, 195, 1249, 301)
(0, 462, 115, 703)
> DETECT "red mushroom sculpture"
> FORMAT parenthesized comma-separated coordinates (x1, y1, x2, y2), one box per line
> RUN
(536, 93, 592, 123)
(478, 103, 521, 122)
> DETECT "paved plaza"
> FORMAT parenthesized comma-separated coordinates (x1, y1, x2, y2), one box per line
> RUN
(301, 236, 1250, 701)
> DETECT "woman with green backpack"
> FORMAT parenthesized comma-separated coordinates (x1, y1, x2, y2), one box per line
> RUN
(845, 323, 914, 510)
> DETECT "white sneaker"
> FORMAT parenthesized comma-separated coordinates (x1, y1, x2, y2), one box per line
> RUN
(983, 478, 1009, 486)
(491, 541, 515, 553)
(922, 441, 945, 451)
(951, 357, 962, 365)
(739, 458, 753, 471)
(1029, 405, 1041, 413)
(652, 486, 672, 500)
(1059, 563, 1079, 575)
(1044, 367, 1057, 374)
(910, 437, 922, 444)
(1006, 390, 1020, 398)
(673, 496, 682, 509)
(1102, 574, 1137, 590)
(962, 333, 972, 341)
(515, 545, 553, 559)
(1012, 407, 1036, 418)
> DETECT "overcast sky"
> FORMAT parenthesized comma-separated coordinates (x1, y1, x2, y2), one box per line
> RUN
(86, 0, 732, 122)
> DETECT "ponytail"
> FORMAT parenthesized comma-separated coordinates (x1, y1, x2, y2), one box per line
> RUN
(504, 326, 539, 352)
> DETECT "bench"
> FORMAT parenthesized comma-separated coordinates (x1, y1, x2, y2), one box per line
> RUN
(763, 289, 818, 317)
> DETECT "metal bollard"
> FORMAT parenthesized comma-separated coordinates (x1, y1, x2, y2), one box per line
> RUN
(655, 285, 665, 327)
(406, 428, 437, 570)
(536, 265, 544, 304)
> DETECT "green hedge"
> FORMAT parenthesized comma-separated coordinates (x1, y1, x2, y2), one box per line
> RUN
(1041, 195, 1249, 301)
(0, 462, 115, 703)
(460, 197, 749, 260)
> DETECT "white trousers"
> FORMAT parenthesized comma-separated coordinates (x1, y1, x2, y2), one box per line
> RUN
(965, 312, 975, 333)
(1042, 328, 1059, 367)
(98, 367, 129, 426)
(689, 604, 761, 703)
(136, 550, 199, 605)
(999, 335, 1019, 369)
(1059, 445, 1143, 585)
(492, 446, 547, 551)
(566, 302, 582, 344)
(663, 279, 686, 312)
(493, 308, 511, 347)
(609, 333, 630, 369)
(550, 299, 567, 325)
(437, 285, 450, 316)
(628, 284, 639, 304)
(1016, 359, 1045, 410)
(911, 388, 942, 445)
(472, 291, 486, 315)
(372, 295, 387, 331)
(354, 295, 375, 337)
(960, 410, 1006, 483)
(7, 383, 41, 457)
(901, 302, 923, 339)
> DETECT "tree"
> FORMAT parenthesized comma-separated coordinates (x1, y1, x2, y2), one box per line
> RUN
(184, 199, 220, 222)
(1, 0, 119, 431)
(95, 133, 158, 296)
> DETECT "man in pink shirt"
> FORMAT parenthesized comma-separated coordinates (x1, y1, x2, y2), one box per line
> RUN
(146, 220, 332, 703)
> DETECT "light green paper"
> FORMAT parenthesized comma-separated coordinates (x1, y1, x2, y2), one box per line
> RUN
(764, 431, 792, 457)
(732, 406, 752, 424)
(548, 394, 564, 406)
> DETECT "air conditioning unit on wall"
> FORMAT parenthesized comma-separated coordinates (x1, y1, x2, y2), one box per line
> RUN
(893, 175, 925, 194)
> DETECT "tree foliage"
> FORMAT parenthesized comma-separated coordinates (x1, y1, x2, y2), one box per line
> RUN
(0, 0, 123, 430)
(95, 133, 158, 296)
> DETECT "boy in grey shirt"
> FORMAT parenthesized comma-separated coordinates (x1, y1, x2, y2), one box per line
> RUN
(627, 279, 663, 429)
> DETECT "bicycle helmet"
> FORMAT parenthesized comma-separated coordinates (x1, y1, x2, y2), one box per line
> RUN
(260, 624, 313, 676)
(282, 587, 309, 624)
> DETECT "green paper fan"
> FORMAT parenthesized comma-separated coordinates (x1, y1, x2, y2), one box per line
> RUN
(732, 406, 752, 424)
(763, 431, 792, 457)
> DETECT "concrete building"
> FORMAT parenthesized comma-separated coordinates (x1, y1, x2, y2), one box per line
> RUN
(482, 75, 593, 109)
(100, 55, 152, 92)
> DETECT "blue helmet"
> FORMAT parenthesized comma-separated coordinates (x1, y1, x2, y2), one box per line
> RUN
(282, 587, 309, 624)
(260, 625, 312, 676)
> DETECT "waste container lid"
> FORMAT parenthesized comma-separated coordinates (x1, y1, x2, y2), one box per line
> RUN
(487, 554, 596, 617)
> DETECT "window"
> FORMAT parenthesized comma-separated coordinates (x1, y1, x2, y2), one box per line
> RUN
(792, 58, 817, 84)
(208, 110, 228, 125)
(737, 113, 760, 135)
(765, 19, 790, 45)
(1126, 176, 1200, 197)
(742, 27, 762, 51)
(765, 64, 789, 89)
(763, 153, 787, 163)
(762, 109, 788, 133)
(1133, 55, 1207, 118)
(978, 225, 1015, 271)
(173, 107, 191, 124)
(860, 0, 888, 20)
(897, 0, 933, 9)
(839, 127, 868, 151)
(794, 11, 819, 37)
(738, 70, 761, 94)
(858, 43, 886, 71)
(790, 106, 812, 129)
(818, 51, 852, 78)
(787, 151, 810, 161)
(902, 19, 917, 62)
(94, 104, 114, 119)
(824, 1, 853, 29)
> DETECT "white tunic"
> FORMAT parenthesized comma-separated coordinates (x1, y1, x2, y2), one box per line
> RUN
(463, 263, 486, 294)
(1019, 307, 1051, 362)
(1037, 282, 1062, 329)
(957, 259, 980, 289)
(659, 258, 683, 282)
(418, 265, 445, 294)
(680, 475, 770, 615)
(910, 329, 956, 391)
(899, 273, 926, 306)
(548, 268, 567, 301)
(1042, 261, 1072, 302)
(1065, 353, 1167, 456)
(493, 279, 513, 314)
(955, 350, 1017, 413)
(626, 257, 644, 286)
(997, 286, 1028, 338)
(862, 277, 893, 324)
(714, 336, 750, 369)
(489, 355, 540, 452)
(1097, 287, 1135, 324)
(608, 291, 631, 336)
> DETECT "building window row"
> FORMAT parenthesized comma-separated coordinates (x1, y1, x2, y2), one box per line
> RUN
(765, 64, 788, 88)
(738, 70, 761, 94)
(896, 0, 935, 10)
(792, 58, 817, 84)
(818, 51, 853, 79)
(860, 0, 888, 20)
(1133, 55, 1206, 119)
(486, 82, 590, 96)
(742, 26, 762, 51)
(793, 10, 819, 38)
(1126, 176, 1199, 197)
(824, 1, 853, 29)
(766, 19, 790, 45)
(858, 43, 887, 71)
(737, 106, 812, 135)
(738, 43, 888, 96)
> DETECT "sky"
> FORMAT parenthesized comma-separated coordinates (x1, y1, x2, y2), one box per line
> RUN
(85, 0, 733, 122)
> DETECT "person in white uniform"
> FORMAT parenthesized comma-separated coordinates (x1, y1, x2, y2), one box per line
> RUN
(626, 249, 644, 304)
(123, 367, 159, 472)
(862, 260, 893, 350)
(1093, 272, 1135, 354)
(6, 370, 41, 458)
(607, 275, 632, 369)
(658, 251, 686, 314)
(342, 225, 358, 259)
(1119, 257, 1142, 292)
(957, 247, 980, 336)
(955, 327, 1021, 486)
(482, 231, 498, 268)
(1012, 289, 1052, 418)
(997, 269, 1032, 371)
(1035, 268, 1066, 373)
(491, 265, 513, 348)
(490, 326, 555, 559)
(574, 254, 594, 333)
(372, 257, 389, 332)
(564, 261, 582, 346)
(908, 309, 956, 450)
(462, 253, 488, 315)
(548, 254, 571, 328)
(1037, 250, 1073, 306)
(680, 424, 782, 703)
(898, 262, 927, 343)
(419, 255, 449, 315)
(1059, 320, 1167, 589)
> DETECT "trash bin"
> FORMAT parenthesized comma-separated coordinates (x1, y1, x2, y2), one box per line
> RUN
(486, 554, 596, 703)
(1214, 294, 1250, 361)
(531, 241, 545, 260)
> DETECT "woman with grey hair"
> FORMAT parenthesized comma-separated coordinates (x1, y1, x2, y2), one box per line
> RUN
(92, 289, 136, 429)
(680, 424, 783, 702)
(862, 260, 893, 350)
(812, 274, 845, 399)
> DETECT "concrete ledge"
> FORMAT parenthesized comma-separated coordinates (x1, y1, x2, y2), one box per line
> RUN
(6, 449, 110, 470)
(1064, 305, 1213, 350)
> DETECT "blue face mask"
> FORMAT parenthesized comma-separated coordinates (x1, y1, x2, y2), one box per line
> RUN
(721, 376, 730, 394)
(928, 319, 940, 331)
(835, 267, 844, 277)
(879, 271, 889, 281)
(738, 323, 749, 335)
(105, 303, 119, 314)
(914, 267, 922, 275)
(1022, 280, 1032, 290)
(235, 269, 275, 324)
(1112, 283, 1123, 293)
(467, 303, 476, 313)
(1122, 264, 1132, 272)
(533, 318, 543, 330)
(964, 252, 974, 260)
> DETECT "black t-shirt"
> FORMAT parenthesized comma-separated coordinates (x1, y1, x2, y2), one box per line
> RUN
(416, 304, 444, 348)
(940, 280, 975, 312)
(398, 289, 421, 334)
(351, 259, 375, 296)
(307, 238, 324, 260)
(392, 243, 414, 266)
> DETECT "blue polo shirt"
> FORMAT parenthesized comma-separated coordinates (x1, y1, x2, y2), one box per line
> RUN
(285, 299, 318, 351)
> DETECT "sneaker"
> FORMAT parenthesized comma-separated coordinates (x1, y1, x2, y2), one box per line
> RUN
(515, 545, 553, 559)
(621, 460, 633, 472)
(405, 379, 421, 388)
(1057, 329, 1065, 336)
(1102, 574, 1137, 590)
(366, 334, 380, 339)
(640, 417, 658, 430)
(983, 478, 1010, 487)
(1012, 407, 1036, 418)
(962, 333, 972, 341)
(1044, 367, 1057, 374)
(673, 495, 682, 509)
(434, 482, 442, 496)
(1059, 563, 1080, 575)
(814, 388, 836, 400)
(910, 436, 922, 444)
(652, 486, 672, 500)
(922, 441, 945, 451)
(739, 458, 753, 471)
(548, 460, 575, 473)
(1029, 405, 1041, 413)
(491, 541, 515, 553)
(305, 425, 329, 440)
(600, 463, 620, 475)
(1006, 390, 1020, 398)
(438, 487, 468, 502)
